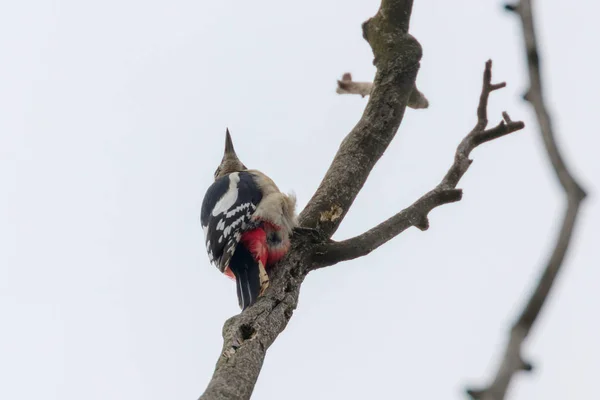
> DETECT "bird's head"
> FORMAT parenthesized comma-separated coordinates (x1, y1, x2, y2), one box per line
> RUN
(214, 128, 247, 180)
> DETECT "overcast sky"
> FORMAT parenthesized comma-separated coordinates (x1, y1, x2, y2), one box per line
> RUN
(1, 0, 599, 399)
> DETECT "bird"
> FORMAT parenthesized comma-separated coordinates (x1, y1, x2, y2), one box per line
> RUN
(200, 129, 297, 310)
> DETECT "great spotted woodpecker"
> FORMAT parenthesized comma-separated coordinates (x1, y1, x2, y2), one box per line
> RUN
(200, 129, 297, 310)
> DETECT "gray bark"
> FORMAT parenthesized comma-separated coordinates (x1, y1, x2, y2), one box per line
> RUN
(198, 1, 530, 399)
(200, 2, 426, 399)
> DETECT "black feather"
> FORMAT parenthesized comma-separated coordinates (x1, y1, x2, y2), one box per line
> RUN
(228, 244, 261, 310)
(200, 172, 263, 272)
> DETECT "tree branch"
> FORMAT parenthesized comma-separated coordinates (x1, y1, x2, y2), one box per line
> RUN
(336, 73, 429, 109)
(335, 72, 372, 97)
(314, 61, 524, 268)
(465, 2, 588, 399)
(199, 1, 420, 399)
(298, 0, 422, 238)
(198, 231, 319, 400)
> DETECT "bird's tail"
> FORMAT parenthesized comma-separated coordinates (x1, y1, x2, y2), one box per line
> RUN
(229, 244, 269, 310)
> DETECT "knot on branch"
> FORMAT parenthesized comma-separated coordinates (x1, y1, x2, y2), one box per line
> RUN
(408, 85, 429, 109)
(239, 324, 256, 341)
(409, 210, 429, 231)
(362, 15, 422, 70)
(438, 188, 464, 204)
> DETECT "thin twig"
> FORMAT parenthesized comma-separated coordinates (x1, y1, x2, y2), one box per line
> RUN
(314, 61, 524, 268)
(465, 2, 587, 399)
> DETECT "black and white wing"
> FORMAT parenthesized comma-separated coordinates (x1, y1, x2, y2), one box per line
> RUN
(200, 171, 263, 272)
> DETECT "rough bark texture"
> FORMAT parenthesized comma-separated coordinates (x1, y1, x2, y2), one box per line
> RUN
(199, 1, 530, 399)
(465, 2, 587, 399)
(199, 232, 317, 400)
(199, 2, 423, 399)
(298, 1, 422, 238)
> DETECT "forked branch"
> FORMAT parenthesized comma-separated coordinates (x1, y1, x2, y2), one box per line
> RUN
(298, 0, 422, 238)
(314, 60, 524, 268)
(199, 1, 422, 399)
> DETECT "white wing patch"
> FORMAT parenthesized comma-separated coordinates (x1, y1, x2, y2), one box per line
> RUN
(201, 171, 262, 272)
(215, 203, 256, 245)
(211, 172, 240, 216)
(226, 202, 253, 218)
(222, 214, 247, 239)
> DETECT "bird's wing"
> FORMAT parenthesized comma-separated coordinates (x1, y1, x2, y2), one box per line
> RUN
(200, 171, 263, 272)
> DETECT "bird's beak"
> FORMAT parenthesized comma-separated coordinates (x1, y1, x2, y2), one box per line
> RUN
(224, 128, 237, 158)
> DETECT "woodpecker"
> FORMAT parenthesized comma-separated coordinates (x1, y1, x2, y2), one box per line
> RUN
(200, 129, 297, 310)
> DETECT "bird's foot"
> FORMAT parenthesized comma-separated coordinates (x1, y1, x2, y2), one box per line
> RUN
(258, 261, 270, 296)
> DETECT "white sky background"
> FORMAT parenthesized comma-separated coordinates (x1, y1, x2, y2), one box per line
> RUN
(1, 0, 598, 399)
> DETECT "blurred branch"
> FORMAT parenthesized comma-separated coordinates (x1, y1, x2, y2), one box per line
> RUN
(465, 1, 587, 399)
(336, 72, 429, 109)
(315, 61, 524, 268)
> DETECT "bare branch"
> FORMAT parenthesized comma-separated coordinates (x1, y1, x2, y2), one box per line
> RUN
(336, 73, 429, 109)
(314, 61, 524, 268)
(199, 1, 420, 399)
(465, 2, 587, 399)
(298, 0, 422, 238)
(199, 232, 316, 400)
